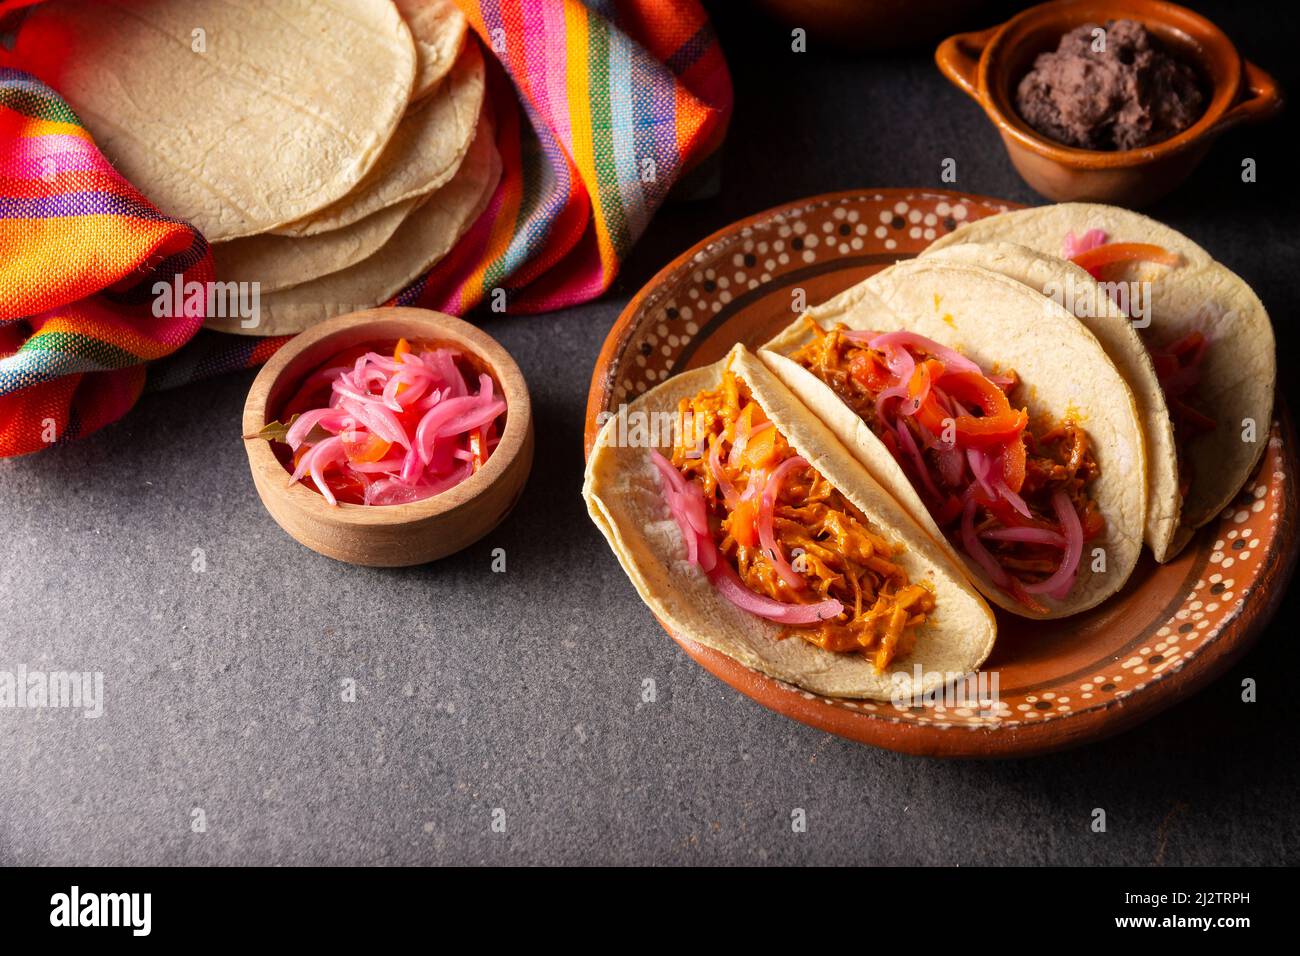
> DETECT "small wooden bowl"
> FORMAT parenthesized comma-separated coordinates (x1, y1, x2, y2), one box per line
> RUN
(242, 308, 533, 567)
(936, 0, 1283, 206)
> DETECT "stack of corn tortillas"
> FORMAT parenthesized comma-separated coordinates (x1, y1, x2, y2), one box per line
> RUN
(18, 0, 497, 335)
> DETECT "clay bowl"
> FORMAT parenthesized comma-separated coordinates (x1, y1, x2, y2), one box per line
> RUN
(936, 0, 1283, 206)
(243, 308, 533, 567)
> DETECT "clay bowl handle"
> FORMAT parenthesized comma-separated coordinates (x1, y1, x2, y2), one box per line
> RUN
(935, 25, 999, 102)
(1212, 58, 1284, 134)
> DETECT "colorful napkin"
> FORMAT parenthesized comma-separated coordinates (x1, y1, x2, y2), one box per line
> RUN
(0, 0, 731, 458)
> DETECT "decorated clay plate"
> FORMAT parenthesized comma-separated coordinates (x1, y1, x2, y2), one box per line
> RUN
(583, 188, 1297, 757)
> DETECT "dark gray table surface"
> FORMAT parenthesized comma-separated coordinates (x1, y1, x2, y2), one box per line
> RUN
(2, 1, 1297, 866)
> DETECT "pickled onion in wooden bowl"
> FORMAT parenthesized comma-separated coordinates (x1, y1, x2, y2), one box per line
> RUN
(242, 308, 533, 566)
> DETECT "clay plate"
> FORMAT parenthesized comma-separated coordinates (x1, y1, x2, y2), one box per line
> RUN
(584, 188, 1297, 757)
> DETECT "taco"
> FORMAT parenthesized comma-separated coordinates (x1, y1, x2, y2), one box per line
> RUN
(925, 203, 1276, 560)
(920, 240, 1181, 562)
(762, 259, 1147, 619)
(583, 345, 996, 701)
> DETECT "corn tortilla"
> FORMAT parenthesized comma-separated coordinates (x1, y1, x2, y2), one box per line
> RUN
(395, 0, 468, 102)
(922, 240, 1182, 562)
(272, 40, 486, 238)
(208, 114, 500, 335)
(584, 345, 996, 701)
(15, 0, 418, 241)
(927, 203, 1276, 560)
(211, 197, 420, 294)
(762, 259, 1147, 619)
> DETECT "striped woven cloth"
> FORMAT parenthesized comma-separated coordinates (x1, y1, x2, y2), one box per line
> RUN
(0, 0, 731, 458)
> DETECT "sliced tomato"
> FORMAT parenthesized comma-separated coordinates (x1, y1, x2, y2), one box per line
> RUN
(743, 426, 778, 469)
(341, 430, 392, 463)
(906, 358, 945, 413)
(1001, 437, 1027, 493)
(725, 498, 759, 548)
(1070, 242, 1180, 279)
(925, 371, 1029, 449)
(325, 468, 368, 506)
(848, 350, 893, 392)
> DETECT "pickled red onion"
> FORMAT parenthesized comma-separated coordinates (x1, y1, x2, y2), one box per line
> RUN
(651, 451, 838, 624)
(1063, 229, 1107, 259)
(966, 446, 994, 497)
(895, 419, 941, 501)
(730, 419, 772, 467)
(360, 352, 401, 373)
(980, 527, 1068, 548)
(436, 398, 508, 439)
(710, 561, 843, 625)
(307, 436, 346, 506)
(961, 495, 1011, 588)
(348, 452, 408, 474)
(285, 408, 348, 450)
(758, 455, 810, 591)
(649, 450, 714, 572)
(381, 369, 432, 410)
(708, 439, 738, 506)
(866, 330, 981, 375)
(275, 344, 504, 506)
(336, 395, 410, 450)
(415, 396, 489, 464)
(1022, 491, 1084, 599)
(871, 343, 914, 420)
(993, 478, 1031, 519)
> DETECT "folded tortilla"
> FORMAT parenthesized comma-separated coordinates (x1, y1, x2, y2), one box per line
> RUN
(762, 258, 1147, 619)
(925, 203, 1276, 560)
(921, 240, 1182, 562)
(584, 344, 996, 701)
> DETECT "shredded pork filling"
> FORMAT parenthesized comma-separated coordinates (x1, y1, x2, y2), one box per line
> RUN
(790, 322, 1104, 612)
(661, 371, 935, 671)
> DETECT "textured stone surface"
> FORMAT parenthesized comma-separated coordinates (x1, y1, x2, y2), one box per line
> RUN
(1, 1, 1296, 865)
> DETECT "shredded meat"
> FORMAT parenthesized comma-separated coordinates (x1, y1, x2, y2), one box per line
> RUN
(671, 371, 934, 670)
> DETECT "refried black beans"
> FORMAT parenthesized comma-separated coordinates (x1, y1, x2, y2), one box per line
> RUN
(1015, 19, 1205, 151)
